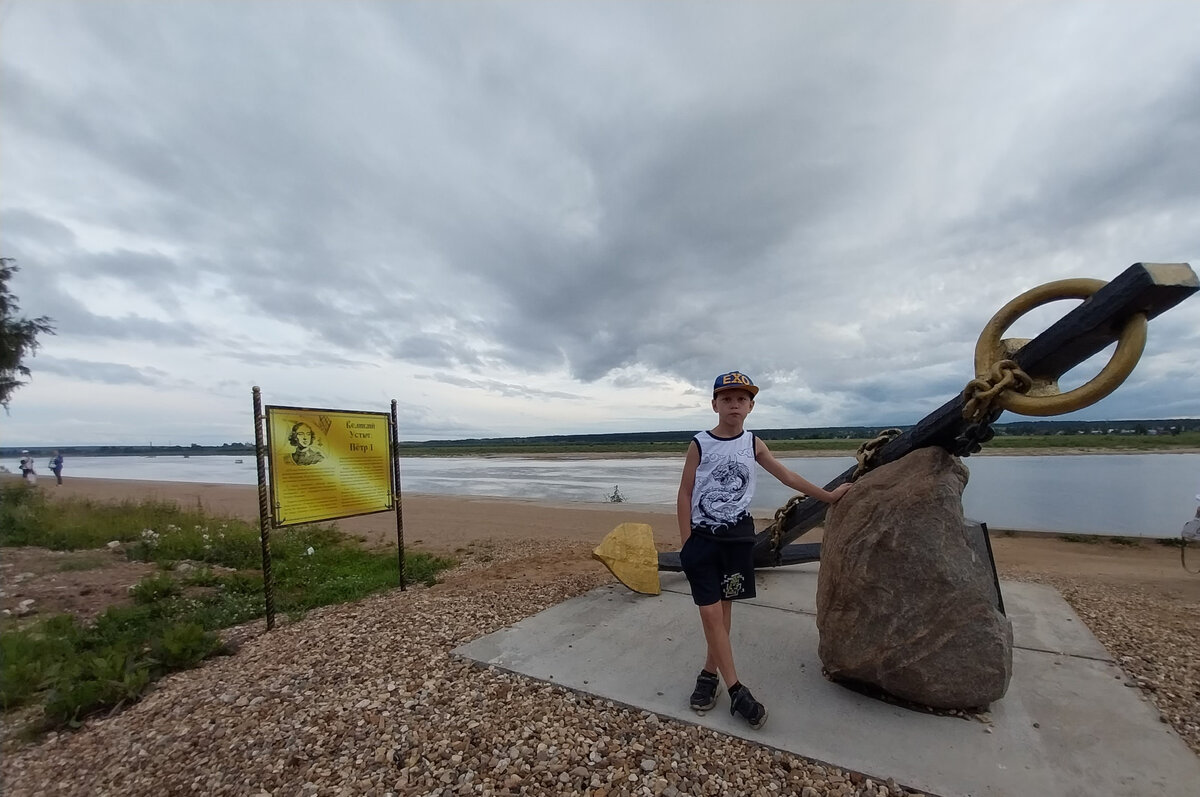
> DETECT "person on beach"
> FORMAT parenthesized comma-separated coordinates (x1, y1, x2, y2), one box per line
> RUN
(19, 451, 36, 484)
(678, 370, 851, 729)
(50, 450, 64, 485)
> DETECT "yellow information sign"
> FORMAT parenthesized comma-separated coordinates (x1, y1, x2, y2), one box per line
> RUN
(265, 406, 395, 527)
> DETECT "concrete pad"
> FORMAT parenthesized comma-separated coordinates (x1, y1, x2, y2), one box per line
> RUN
(455, 568, 1200, 797)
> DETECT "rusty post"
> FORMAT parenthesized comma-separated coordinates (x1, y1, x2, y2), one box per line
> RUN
(252, 386, 276, 629)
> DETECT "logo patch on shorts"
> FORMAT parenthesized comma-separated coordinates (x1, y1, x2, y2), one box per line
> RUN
(721, 572, 745, 599)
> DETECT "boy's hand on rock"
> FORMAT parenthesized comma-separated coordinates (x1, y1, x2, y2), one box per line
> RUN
(826, 483, 852, 503)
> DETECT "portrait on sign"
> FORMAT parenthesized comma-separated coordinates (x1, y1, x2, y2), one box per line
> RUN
(288, 421, 325, 465)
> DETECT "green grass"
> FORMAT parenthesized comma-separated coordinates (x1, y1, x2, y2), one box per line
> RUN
(56, 554, 108, 572)
(403, 440, 694, 457)
(986, 431, 1200, 451)
(0, 484, 454, 733)
(762, 438, 864, 453)
(1058, 534, 1102, 544)
(1058, 533, 1146, 546)
(771, 431, 1200, 454)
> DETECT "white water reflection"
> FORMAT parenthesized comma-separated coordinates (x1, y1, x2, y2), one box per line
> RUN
(37, 452, 1200, 538)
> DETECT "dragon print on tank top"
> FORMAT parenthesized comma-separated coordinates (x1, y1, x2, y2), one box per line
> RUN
(690, 431, 757, 528)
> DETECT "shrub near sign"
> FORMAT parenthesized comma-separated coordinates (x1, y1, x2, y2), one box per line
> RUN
(265, 406, 395, 526)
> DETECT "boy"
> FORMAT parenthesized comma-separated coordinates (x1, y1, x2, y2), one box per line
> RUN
(677, 370, 851, 729)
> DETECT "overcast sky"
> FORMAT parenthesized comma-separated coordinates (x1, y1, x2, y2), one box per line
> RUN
(2, 1, 1198, 447)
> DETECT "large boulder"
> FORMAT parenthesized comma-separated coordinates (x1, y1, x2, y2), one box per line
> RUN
(816, 446, 1012, 709)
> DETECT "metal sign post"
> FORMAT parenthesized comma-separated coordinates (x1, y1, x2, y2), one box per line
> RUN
(392, 399, 406, 591)
(251, 386, 277, 630)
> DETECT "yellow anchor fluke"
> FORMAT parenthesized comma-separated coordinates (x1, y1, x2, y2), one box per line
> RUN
(592, 522, 661, 595)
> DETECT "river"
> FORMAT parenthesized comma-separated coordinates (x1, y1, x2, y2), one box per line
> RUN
(29, 451, 1200, 538)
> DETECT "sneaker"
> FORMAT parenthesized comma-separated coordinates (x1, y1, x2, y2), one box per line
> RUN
(689, 671, 720, 712)
(729, 685, 768, 729)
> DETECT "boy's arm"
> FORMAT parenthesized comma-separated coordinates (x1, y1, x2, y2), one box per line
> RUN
(677, 441, 700, 545)
(755, 438, 851, 503)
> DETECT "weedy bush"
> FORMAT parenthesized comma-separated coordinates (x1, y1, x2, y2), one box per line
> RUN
(41, 648, 152, 727)
(126, 519, 263, 570)
(0, 483, 47, 544)
(0, 485, 210, 551)
(56, 555, 108, 572)
(0, 615, 77, 710)
(181, 567, 222, 586)
(1, 492, 455, 734)
(129, 573, 182, 604)
(150, 622, 222, 670)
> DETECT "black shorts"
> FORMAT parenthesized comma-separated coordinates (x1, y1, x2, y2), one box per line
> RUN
(680, 516, 756, 606)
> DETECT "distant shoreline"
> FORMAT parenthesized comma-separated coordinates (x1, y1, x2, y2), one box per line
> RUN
(5, 445, 1199, 463)
(474, 446, 1200, 460)
(4, 424, 1198, 460)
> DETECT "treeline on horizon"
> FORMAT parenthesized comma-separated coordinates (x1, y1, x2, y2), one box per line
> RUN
(5, 418, 1198, 458)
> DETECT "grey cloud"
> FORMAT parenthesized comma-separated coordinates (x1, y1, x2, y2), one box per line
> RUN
(773, 396, 826, 418)
(1, 64, 189, 198)
(18, 279, 205, 345)
(609, 372, 683, 392)
(69, 249, 190, 282)
(33, 356, 169, 386)
(391, 333, 483, 369)
(2, 241, 207, 344)
(0, 208, 77, 248)
(419, 373, 582, 401)
(2, 1, 1198, 444)
(1, 3, 985, 388)
(220, 349, 374, 370)
(80, 313, 202, 344)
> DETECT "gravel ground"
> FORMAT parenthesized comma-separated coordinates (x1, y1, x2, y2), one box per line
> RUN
(1, 542, 1196, 796)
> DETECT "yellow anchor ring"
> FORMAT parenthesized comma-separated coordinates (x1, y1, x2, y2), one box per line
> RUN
(974, 278, 1148, 416)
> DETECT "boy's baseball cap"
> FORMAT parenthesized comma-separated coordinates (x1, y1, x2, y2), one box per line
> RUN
(713, 371, 759, 397)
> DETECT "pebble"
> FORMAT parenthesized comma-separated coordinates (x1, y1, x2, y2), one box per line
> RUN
(0, 540, 1194, 797)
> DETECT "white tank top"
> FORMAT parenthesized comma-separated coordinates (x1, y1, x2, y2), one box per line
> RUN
(690, 430, 757, 528)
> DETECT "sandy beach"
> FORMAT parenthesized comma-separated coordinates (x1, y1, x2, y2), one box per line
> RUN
(2, 476, 1198, 795)
(37, 476, 688, 553)
(37, 476, 1200, 587)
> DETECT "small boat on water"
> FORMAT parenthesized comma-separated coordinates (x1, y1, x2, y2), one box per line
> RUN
(234, 459, 244, 464)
